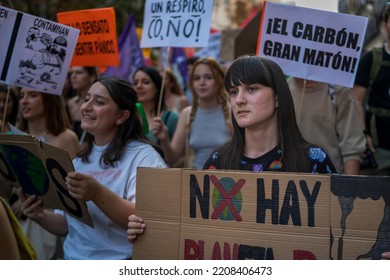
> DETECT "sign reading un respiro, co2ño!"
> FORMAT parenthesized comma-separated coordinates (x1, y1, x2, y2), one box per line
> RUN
(141, 0, 214, 48)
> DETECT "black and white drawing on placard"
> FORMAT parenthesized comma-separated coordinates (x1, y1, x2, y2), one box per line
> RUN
(0, 6, 79, 95)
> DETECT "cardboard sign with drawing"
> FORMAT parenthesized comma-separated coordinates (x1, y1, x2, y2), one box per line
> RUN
(0, 6, 79, 95)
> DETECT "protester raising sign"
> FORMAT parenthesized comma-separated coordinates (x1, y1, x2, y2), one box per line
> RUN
(141, 0, 214, 48)
(57, 7, 119, 67)
(0, 6, 79, 95)
(257, 2, 368, 88)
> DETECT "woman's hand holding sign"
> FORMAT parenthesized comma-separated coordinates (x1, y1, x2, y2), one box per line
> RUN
(382, 252, 390, 260)
(65, 172, 101, 201)
(20, 191, 44, 223)
(127, 214, 145, 243)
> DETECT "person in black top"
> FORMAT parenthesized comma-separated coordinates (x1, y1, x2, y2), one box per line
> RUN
(353, 4, 390, 176)
(203, 55, 336, 174)
(127, 55, 336, 244)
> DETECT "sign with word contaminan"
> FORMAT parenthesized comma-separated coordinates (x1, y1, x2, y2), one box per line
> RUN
(257, 2, 368, 87)
(133, 168, 390, 260)
(141, 0, 214, 48)
(0, 134, 93, 227)
(57, 7, 119, 67)
(0, 6, 79, 95)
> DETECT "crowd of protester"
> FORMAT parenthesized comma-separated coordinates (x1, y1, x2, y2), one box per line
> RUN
(1, 4, 390, 261)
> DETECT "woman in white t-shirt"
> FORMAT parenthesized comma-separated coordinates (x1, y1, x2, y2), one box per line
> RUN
(21, 77, 167, 259)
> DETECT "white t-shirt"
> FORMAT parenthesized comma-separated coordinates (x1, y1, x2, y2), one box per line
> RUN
(63, 140, 167, 259)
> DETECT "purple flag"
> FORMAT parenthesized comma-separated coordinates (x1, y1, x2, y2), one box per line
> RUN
(161, 47, 188, 90)
(170, 47, 188, 85)
(103, 15, 144, 82)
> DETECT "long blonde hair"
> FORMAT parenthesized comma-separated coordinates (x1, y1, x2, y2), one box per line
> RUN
(187, 57, 232, 133)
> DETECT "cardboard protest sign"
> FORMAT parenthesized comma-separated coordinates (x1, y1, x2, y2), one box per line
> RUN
(330, 175, 390, 260)
(133, 168, 390, 260)
(57, 7, 119, 67)
(257, 2, 368, 87)
(0, 6, 79, 95)
(140, 0, 215, 48)
(0, 134, 93, 227)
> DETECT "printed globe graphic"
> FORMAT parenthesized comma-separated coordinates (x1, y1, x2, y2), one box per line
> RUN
(1, 145, 49, 195)
(212, 177, 243, 220)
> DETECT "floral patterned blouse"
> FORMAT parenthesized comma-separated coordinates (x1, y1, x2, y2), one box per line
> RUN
(203, 146, 336, 174)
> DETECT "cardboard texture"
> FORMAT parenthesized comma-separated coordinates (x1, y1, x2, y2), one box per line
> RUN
(0, 134, 93, 227)
(221, 11, 261, 61)
(133, 168, 390, 260)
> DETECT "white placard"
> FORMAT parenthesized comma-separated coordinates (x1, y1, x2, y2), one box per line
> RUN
(141, 0, 214, 48)
(257, 2, 368, 87)
(0, 6, 79, 95)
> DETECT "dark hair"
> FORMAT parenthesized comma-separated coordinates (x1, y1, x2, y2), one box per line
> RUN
(133, 66, 165, 115)
(83, 66, 99, 77)
(79, 76, 157, 167)
(19, 91, 70, 135)
(70, 66, 98, 95)
(0, 83, 19, 126)
(216, 55, 311, 172)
